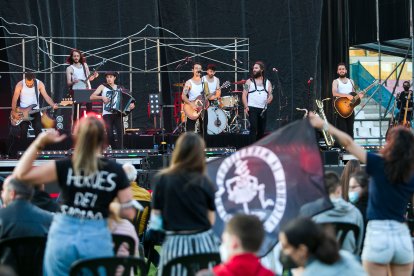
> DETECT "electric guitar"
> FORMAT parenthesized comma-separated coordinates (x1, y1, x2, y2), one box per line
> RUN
(334, 80, 378, 118)
(401, 90, 412, 128)
(10, 99, 73, 126)
(183, 81, 231, 120)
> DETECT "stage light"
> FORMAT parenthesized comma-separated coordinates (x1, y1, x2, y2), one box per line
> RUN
(149, 94, 160, 115)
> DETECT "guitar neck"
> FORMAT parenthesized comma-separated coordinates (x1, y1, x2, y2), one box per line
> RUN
(28, 106, 52, 115)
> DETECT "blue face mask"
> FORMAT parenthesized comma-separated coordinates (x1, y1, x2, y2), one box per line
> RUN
(348, 191, 359, 204)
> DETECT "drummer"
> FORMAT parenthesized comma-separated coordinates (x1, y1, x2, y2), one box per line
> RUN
(203, 64, 222, 106)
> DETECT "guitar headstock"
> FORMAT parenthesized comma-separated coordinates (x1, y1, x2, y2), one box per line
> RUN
(60, 98, 73, 106)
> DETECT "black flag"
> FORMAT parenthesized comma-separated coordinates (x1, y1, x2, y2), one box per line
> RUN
(207, 119, 332, 256)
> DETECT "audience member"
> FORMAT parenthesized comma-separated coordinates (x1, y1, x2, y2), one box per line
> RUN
(123, 163, 151, 236)
(31, 184, 60, 213)
(310, 113, 414, 276)
(0, 176, 52, 239)
(348, 170, 369, 224)
(108, 199, 139, 256)
(213, 214, 274, 276)
(340, 159, 361, 202)
(151, 132, 219, 275)
(279, 217, 366, 276)
(12, 116, 136, 276)
(312, 171, 364, 255)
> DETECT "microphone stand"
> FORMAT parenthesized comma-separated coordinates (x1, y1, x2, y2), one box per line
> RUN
(200, 72, 207, 138)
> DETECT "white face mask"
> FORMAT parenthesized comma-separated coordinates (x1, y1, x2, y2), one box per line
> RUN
(219, 243, 229, 262)
(348, 191, 359, 204)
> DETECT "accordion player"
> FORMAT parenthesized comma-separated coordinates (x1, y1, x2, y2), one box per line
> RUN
(103, 87, 135, 116)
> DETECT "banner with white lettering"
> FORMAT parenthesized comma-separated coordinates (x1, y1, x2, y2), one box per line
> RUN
(207, 119, 332, 256)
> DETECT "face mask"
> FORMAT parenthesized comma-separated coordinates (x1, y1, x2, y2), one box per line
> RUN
(219, 244, 229, 263)
(348, 191, 359, 204)
(279, 251, 298, 270)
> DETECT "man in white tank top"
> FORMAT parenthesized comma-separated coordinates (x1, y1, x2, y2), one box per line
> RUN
(10, 72, 57, 143)
(204, 64, 221, 104)
(242, 61, 273, 142)
(332, 63, 363, 139)
(90, 72, 135, 149)
(66, 49, 99, 122)
(182, 62, 213, 136)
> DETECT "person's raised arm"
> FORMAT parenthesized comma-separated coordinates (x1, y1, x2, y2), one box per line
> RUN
(308, 112, 367, 163)
(12, 130, 66, 184)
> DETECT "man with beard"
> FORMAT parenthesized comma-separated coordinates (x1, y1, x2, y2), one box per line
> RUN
(66, 49, 98, 121)
(182, 62, 207, 135)
(396, 80, 413, 125)
(242, 61, 273, 142)
(332, 63, 363, 138)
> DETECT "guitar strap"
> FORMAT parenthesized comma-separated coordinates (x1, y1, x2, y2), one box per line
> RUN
(81, 63, 90, 88)
(34, 78, 40, 108)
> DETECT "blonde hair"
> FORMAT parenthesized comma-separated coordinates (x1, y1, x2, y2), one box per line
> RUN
(72, 116, 106, 175)
(163, 132, 206, 174)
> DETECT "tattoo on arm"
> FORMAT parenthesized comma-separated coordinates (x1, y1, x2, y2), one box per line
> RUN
(243, 84, 249, 91)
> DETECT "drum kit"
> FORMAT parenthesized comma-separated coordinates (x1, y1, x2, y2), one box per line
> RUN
(173, 80, 249, 135)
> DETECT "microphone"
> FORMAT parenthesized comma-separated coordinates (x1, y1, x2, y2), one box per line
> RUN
(307, 77, 314, 85)
(197, 70, 202, 75)
(233, 58, 243, 64)
(184, 56, 192, 64)
(272, 68, 278, 73)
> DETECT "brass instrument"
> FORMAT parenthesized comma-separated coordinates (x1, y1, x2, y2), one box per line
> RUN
(315, 98, 335, 148)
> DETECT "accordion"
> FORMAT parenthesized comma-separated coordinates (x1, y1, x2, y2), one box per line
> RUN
(104, 88, 135, 116)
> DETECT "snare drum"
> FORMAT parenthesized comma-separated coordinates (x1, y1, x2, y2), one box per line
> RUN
(220, 96, 238, 108)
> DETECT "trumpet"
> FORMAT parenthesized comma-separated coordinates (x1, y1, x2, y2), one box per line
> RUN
(315, 98, 335, 148)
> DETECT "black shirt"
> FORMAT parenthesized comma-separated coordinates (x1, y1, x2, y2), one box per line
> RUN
(152, 171, 216, 231)
(55, 158, 129, 219)
(397, 90, 413, 122)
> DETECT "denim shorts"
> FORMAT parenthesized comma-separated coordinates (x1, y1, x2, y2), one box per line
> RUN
(362, 220, 414, 265)
(43, 214, 114, 276)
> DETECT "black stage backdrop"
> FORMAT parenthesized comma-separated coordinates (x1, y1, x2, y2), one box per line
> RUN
(0, 0, 324, 134)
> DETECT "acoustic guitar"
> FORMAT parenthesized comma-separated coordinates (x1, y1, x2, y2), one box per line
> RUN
(334, 80, 378, 118)
(10, 99, 73, 126)
(183, 81, 230, 120)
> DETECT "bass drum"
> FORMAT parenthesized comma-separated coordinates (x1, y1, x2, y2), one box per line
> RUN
(207, 107, 227, 135)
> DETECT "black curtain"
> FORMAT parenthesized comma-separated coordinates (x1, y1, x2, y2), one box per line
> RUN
(0, 0, 324, 133)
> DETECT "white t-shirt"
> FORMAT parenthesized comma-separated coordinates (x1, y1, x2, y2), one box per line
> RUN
(187, 79, 204, 101)
(248, 79, 269, 109)
(102, 85, 119, 115)
(337, 78, 354, 95)
(20, 79, 40, 109)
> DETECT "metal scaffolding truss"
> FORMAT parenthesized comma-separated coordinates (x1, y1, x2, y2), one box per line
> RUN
(0, 36, 250, 94)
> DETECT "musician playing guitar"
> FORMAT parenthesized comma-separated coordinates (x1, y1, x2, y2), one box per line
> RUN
(66, 49, 99, 121)
(90, 71, 135, 149)
(11, 72, 58, 141)
(332, 62, 364, 139)
(396, 81, 413, 127)
(181, 62, 209, 136)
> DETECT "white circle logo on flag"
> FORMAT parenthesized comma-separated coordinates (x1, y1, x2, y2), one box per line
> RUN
(215, 146, 287, 232)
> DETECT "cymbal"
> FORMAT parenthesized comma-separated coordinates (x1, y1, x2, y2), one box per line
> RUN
(231, 90, 243, 93)
(173, 83, 185, 87)
(232, 80, 246, 85)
